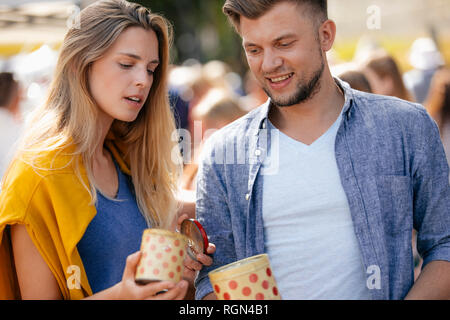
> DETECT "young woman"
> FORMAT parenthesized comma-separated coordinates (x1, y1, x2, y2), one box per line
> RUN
(0, 0, 213, 300)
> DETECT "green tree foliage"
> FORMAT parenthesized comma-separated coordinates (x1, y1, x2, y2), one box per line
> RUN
(130, 0, 247, 74)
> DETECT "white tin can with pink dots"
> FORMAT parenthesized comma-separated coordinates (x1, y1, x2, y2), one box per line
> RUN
(135, 229, 188, 284)
(208, 254, 281, 300)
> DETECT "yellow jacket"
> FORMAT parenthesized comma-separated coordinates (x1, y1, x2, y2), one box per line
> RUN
(0, 138, 130, 300)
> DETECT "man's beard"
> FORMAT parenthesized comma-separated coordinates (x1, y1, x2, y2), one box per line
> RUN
(263, 52, 325, 107)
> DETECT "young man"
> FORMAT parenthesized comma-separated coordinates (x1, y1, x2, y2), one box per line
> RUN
(195, 0, 450, 300)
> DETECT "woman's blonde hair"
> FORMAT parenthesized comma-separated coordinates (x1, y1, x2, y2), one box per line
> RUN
(13, 0, 182, 229)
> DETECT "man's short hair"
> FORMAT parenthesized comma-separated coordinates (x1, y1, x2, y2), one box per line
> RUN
(223, 0, 328, 33)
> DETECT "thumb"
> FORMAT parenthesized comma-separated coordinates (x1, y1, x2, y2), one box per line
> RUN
(177, 214, 189, 230)
(122, 251, 141, 281)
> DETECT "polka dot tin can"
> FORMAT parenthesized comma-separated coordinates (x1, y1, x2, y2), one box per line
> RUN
(135, 228, 188, 284)
(208, 254, 281, 300)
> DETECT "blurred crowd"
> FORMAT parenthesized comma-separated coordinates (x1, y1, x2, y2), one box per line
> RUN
(1, 35, 449, 282)
(331, 37, 450, 175)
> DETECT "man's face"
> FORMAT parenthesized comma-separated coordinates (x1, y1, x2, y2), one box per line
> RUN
(240, 2, 325, 107)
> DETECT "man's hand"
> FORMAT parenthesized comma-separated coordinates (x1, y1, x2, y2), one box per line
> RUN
(405, 260, 450, 299)
(177, 214, 216, 299)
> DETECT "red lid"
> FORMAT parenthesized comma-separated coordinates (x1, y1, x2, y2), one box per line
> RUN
(180, 219, 209, 261)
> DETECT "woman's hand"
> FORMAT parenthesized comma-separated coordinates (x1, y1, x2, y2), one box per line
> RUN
(110, 251, 188, 300)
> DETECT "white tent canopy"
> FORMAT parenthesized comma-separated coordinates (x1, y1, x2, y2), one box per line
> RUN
(0, 0, 81, 50)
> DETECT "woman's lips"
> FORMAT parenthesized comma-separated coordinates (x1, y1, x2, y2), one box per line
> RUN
(124, 96, 143, 108)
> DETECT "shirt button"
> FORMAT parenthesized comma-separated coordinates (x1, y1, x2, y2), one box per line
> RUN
(255, 149, 261, 156)
(245, 193, 250, 201)
(262, 122, 266, 129)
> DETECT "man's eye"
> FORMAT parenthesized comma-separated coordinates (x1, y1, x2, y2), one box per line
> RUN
(247, 48, 260, 55)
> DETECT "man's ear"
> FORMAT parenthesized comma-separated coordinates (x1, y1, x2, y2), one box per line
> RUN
(318, 19, 336, 52)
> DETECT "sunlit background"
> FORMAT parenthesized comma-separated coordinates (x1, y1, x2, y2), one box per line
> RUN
(0, 0, 450, 105)
(1, 2, 448, 272)
(0, 0, 449, 119)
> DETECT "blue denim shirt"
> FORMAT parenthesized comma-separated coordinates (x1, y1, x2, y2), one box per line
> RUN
(194, 79, 450, 300)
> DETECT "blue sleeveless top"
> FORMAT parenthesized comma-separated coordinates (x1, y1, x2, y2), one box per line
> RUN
(77, 159, 148, 294)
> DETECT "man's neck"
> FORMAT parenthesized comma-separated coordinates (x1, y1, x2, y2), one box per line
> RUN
(268, 73, 345, 145)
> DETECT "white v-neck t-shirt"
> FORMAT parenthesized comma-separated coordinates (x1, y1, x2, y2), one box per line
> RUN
(262, 110, 370, 300)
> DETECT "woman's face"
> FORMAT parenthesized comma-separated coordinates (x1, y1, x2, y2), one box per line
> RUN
(88, 26, 159, 123)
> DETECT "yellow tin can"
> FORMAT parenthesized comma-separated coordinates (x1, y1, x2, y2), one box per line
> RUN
(208, 254, 281, 300)
(135, 228, 188, 284)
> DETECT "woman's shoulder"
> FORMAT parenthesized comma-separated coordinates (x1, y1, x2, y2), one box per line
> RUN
(4, 146, 80, 183)
(0, 146, 84, 222)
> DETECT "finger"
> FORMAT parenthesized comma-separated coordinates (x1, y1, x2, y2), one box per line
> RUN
(206, 243, 216, 254)
(185, 258, 203, 271)
(196, 253, 213, 267)
(177, 214, 189, 230)
(139, 280, 176, 298)
(152, 281, 188, 300)
(182, 267, 197, 282)
(173, 281, 189, 300)
(122, 251, 141, 281)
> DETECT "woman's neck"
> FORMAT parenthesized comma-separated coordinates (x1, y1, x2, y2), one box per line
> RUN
(93, 109, 115, 162)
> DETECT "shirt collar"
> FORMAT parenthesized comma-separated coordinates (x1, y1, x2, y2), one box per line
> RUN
(253, 77, 355, 131)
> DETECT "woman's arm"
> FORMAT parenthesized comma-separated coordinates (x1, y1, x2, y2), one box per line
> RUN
(11, 224, 62, 299)
(11, 224, 188, 300)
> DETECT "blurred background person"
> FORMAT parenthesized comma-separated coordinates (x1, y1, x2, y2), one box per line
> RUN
(239, 70, 268, 112)
(363, 52, 414, 101)
(0, 72, 23, 179)
(181, 88, 246, 192)
(169, 60, 237, 133)
(425, 67, 450, 168)
(338, 70, 372, 93)
(168, 65, 190, 131)
(404, 37, 445, 104)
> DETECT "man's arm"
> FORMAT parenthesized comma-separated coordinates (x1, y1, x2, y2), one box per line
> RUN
(203, 292, 218, 300)
(405, 260, 450, 299)
(194, 138, 237, 300)
(410, 109, 450, 299)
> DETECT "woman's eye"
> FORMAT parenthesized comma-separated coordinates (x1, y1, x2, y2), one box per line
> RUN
(147, 69, 154, 75)
(119, 63, 132, 69)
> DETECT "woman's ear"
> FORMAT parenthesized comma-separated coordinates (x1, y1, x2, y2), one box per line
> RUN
(318, 19, 336, 52)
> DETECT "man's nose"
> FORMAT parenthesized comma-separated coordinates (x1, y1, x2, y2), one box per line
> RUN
(262, 49, 283, 74)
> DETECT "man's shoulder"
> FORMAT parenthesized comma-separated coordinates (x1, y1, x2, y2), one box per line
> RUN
(351, 89, 428, 120)
(350, 90, 438, 144)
